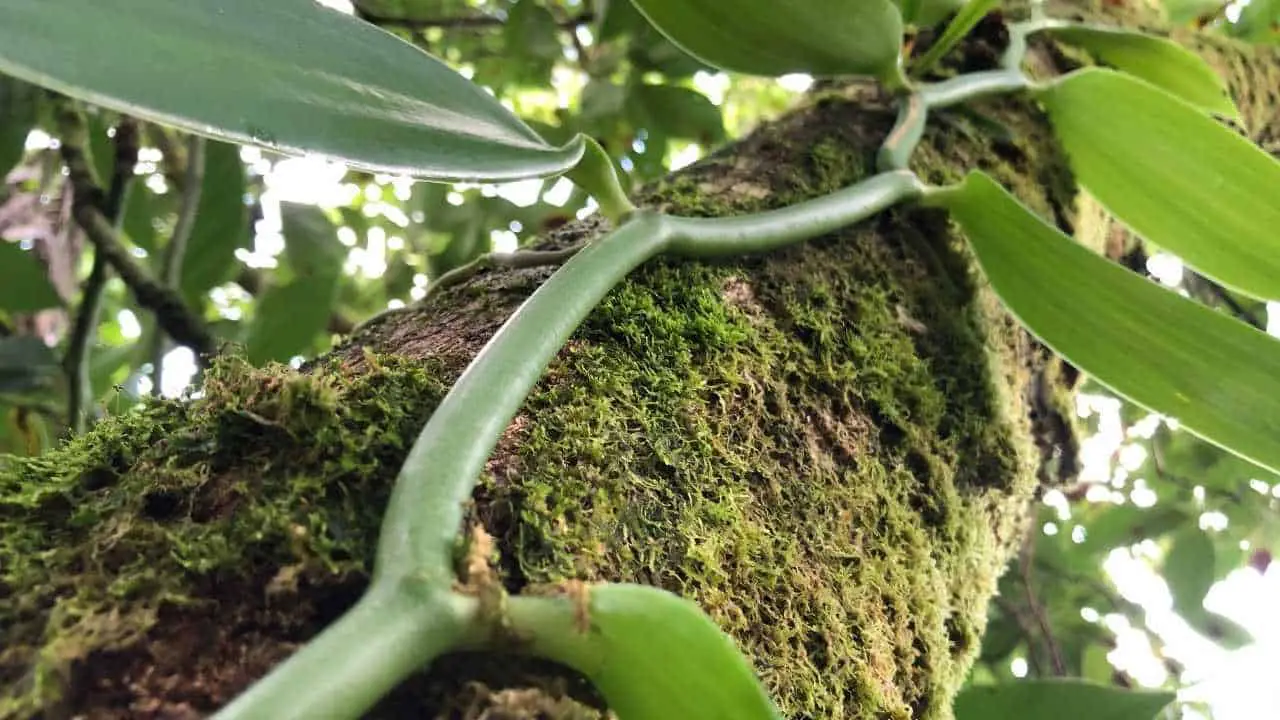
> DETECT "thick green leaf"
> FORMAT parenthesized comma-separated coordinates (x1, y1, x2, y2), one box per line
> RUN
(0, 0, 583, 181)
(939, 171, 1280, 476)
(0, 336, 58, 395)
(122, 183, 173, 256)
(1235, 0, 1279, 43)
(627, 0, 904, 78)
(1080, 505, 1189, 556)
(1038, 68, 1280, 301)
(628, 84, 725, 145)
(280, 203, 346, 281)
(1162, 0, 1224, 24)
(1080, 644, 1113, 685)
(1160, 528, 1255, 648)
(1163, 528, 1214, 616)
(978, 608, 1023, 663)
(243, 204, 342, 364)
(180, 141, 250, 305)
(503, 0, 563, 86)
(0, 241, 60, 312)
(1154, 424, 1280, 494)
(1042, 25, 1238, 118)
(0, 74, 40, 178)
(85, 112, 116, 190)
(585, 584, 780, 719)
(505, 0, 563, 61)
(954, 679, 1173, 720)
(243, 279, 337, 365)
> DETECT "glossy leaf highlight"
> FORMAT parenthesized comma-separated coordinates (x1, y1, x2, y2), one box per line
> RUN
(940, 171, 1280, 476)
(0, 0, 584, 181)
(627, 0, 903, 78)
(1038, 68, 1280, 301)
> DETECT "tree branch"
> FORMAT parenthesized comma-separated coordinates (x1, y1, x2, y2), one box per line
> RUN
(147, 136, 206, 393)
(56, 106, 217, 363)
(1019, 528, 1067, 676)
(61, 113, 139, 434)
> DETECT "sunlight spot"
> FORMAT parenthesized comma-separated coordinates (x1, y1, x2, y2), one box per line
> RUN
(160, 347, 197, 398)
(670, 144, 704, 171)
(1199, 511, 1229, 532)
(778, 73, 814, 92)
(1130, 483, 1158, 509)
(116, 309, 141, 340)
(1146, 252, 1184, 287)
(145, 174, 169, 194)
(693, 71, 731, 105)
(495, 178, 545, 208)
(1118, 443, 1148, 472)
(1043, 521, 1059, 536)
(313, 0, 354, 12)
(1043, 488, 1071, 520)
(542, 177, 575, 206)
(24, 129, 54, 151)
(491, 230, 519, 254)
(1010, 657, 1028, 678)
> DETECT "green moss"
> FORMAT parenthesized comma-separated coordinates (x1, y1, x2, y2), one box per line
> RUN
(0, 354, 449, 716)
(476, 216, 1027, 717)
(2, 76, 1048, 718)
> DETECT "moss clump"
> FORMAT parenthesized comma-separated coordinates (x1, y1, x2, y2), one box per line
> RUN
(475, 216, 1027, 717)
(0, 354, 449, 716)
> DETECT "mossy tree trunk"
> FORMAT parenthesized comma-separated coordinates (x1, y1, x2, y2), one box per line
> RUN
(3, 3, 1278, 718)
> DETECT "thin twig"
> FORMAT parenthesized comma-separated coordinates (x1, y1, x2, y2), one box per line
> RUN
(1019, 528, 1067, 676)
(350, 243, 587, 337)
(147, 136, 206, 394)
(61, 112, 139, 434)
(425, 242, 587, 300)
(57, 107, 217, 364)
(994, 595, 1044, 676)
(1204, 279, 1266, 330)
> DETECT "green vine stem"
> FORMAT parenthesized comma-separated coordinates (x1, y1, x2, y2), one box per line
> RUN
(213, 585, 478, 720)
(878, 11, 1066, 172)
(215, 12, 1092, 714)
(215, 170, 924, 719)
(565, 135, 637, 222)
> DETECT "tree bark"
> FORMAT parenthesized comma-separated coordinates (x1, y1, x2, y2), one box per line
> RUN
(2, 3, 1277, 718)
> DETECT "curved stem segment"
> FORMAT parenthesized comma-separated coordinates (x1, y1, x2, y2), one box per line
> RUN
(376, 212, 672, 585)
(212, 583, 477, 720)
(878, 69, 1032, 171)
(218, 170, 925, 719)
(377, 169, 925, 585)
